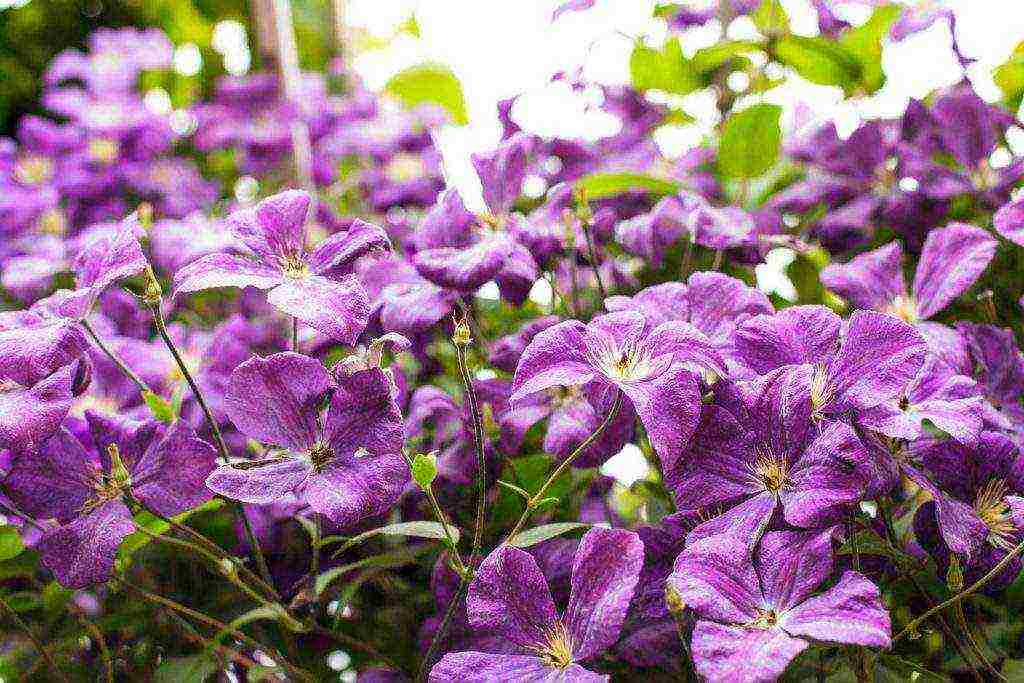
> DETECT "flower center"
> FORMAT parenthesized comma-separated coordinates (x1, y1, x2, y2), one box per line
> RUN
(383, 152, 427, 183)
(871, 157, 898, 196)
(14, 155, 54, 186)
(885, 294, 918, 323)
(749, 609, 779, 630)
(89, 138, 119, 164)
(0, 378, 22, 394)
(533, 622, 574, 670)
(749, 447, 789, 494)
(279, 253, 309, 279)
(971, 159, 999, 191)
(588, 335, 661, 384)
(36, 208, 67, 236)
(975, 478, 1017, 551)
(810, 365, 829, 413)
(308, 442, 335, 471)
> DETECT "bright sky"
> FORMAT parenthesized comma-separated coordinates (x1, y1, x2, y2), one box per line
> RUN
(346, 0, 1024, 210)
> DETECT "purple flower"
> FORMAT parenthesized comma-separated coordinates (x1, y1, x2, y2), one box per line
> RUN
(669, 364, 872, 544)
(820, 222, 996, 331)
(957, 322, 1024, 439)
(510, 310, 727, 471)
(912, 431, 1024, 590)
(5, 412, 217, 587)
(173, 190, 389, 345)
(733, 308, 927, 430)
(668, 529, 890, 683)
(205, 352, 409, 527)
(429, 526, 643, 682)
(994, 196, 1024, 247)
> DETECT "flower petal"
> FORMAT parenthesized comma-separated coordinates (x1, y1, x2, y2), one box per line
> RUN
(667, 533, 760, 624)
(819, 241, 905, 312)
(308, 218, 391, 276)
(467, 544, 558, 650)
(780, 571, 891, 647)
(205, 457, 312, 504)
(912, 222, 997, 320)
(733, 306, 841, 375)
(224, 352, 331, 451)
(301, 451, 408, 527)
(37, 500, 135, 589)
(6, 428, 93, 522)
(172, 253, 282, 296)
(266, 274, 370, 345)
(510, 320, 595, 403)
(564, 527, 644, 661)
(691, 621, 807, 683)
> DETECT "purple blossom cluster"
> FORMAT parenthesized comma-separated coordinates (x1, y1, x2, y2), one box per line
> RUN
(1, 7, 1023, 682)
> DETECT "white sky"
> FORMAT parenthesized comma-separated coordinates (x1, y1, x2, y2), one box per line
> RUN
(345, 0, 1024, 210)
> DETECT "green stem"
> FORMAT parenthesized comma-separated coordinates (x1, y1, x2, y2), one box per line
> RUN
(504, 391, 622, 545)
(0, 592, 70, 682)
(148, 301, 276, 595)
(82, 318, 151, 394)
(418, 572, 469, 683)
(122, 580, 312, 682)
(454, 337, 487, 565)
(894, 534, 1024, 643)
(581, 217, 607, 302)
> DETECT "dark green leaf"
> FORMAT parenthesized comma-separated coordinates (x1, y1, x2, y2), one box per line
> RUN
(839, 5, 900, 95)
(510, 522, 590, 548)
(317, 544, 433, 595)
(153, 655, 219, 683)
(325, 520, 459, 558)
(718, 103, 782, 178)
(385, 64, 469, 125)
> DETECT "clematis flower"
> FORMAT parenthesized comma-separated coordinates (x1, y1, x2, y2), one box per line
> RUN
(205, 352, 409, 527)
(820, 222, 996, 366)
(5, 412, 217, 587)
(912, 431, 1024, 590)
(0, 362, 86, 453)
(510, 310, 727, 471)
(733, 307, 927, 431)
(605, 272, 772, 371)
(667, 529, 891, 683)
(956, 323, 1024, 439)
(994, 195, 1024, 247)
(173, 190, 389, 345)
(669, 364, 872, 544)
(429, 526, 643, 682)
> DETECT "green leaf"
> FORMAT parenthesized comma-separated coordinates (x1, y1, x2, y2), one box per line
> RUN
(774, 35, 861, 90)
(325, 520, 459, 558)
(385, 64, 468, 125)
(497, 479, 531, 499)
(411, 452, 438, 490)
(3, 590, 40, 613)
(153, 654, 219, 683)
(691, 40, 762, 74)
(575, 173, 681, 200)
(718, 104, 782, 179)
(839, 4, 900, 95)
(317, 544, 433, 596)
(753, 0, 789, 36)
(41, 582, 72, 615)
(204, 605, 287, 654)
(994, 41, 1024, 108)
(510, 522, 590, 548)
(0, 526, 23, 561)
(143, 390, 177, 424)
(629, 38, 701, 95)
(116, 499, 224, 563)
(877, 653, 948, 681)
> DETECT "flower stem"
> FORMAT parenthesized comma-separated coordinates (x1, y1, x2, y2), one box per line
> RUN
(147, 300, 277, 595)
(894, 535, 1024, 642)
(453, 334, 487, 566)
(418, 573, 469, 683)
(504, 391, 622, 545)
(82, 318, 151, 394)
(581, 217, 607, 302)
(121, 580, 313, 682)
(0, 592, 70, 682)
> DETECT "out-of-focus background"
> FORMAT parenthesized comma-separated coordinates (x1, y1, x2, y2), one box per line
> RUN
(2, 0, 1023, 211)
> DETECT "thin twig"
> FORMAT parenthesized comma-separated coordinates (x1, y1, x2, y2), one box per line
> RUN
(0, 592, 70, 682)
(453, 329, 487, 565)
(148, 300, 277, 595)
(894, 533, 1024, 642)
(504, 391, 622, 544)
(82, 318, 151, 394)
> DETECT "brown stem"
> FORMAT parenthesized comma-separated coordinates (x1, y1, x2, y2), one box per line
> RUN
(0, 592, 70, 682)
(504, 391, 622, 544)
